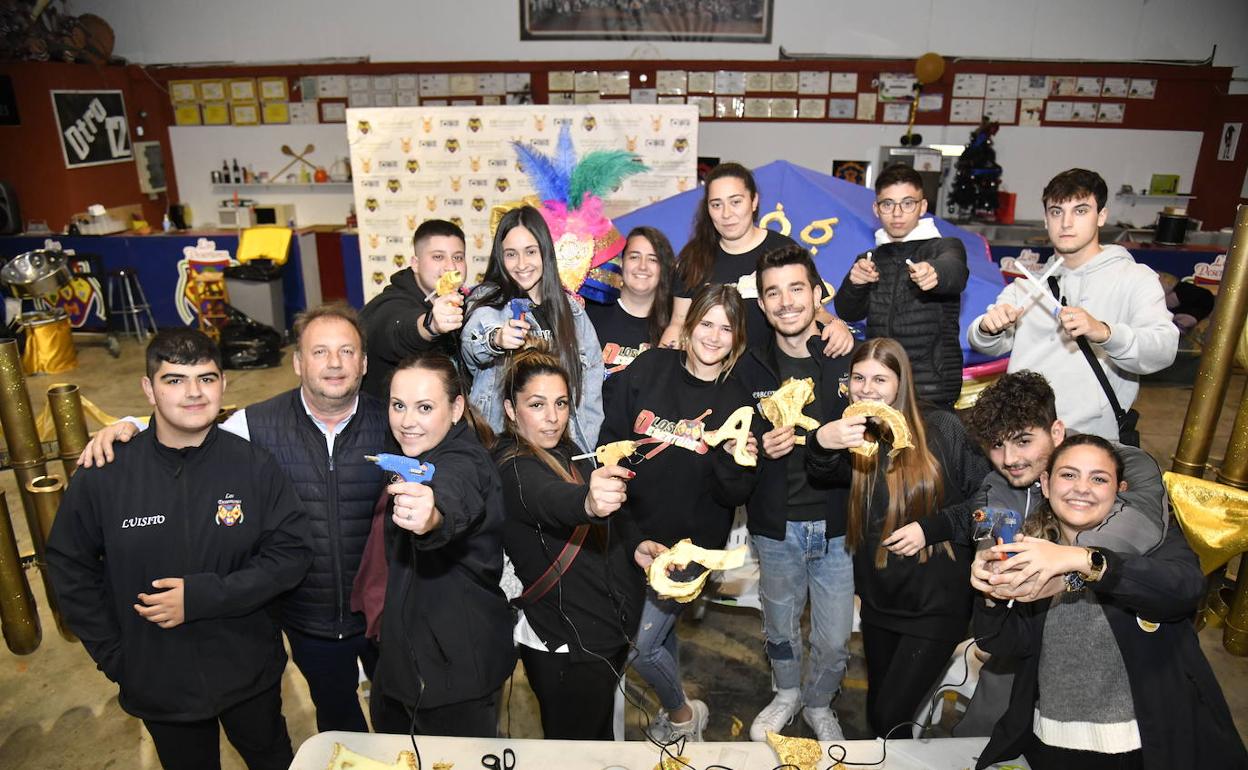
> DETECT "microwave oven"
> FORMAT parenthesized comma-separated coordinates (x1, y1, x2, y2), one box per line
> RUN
(218, 203, 297, 229)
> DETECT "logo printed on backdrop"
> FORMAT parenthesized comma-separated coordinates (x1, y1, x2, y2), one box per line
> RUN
(347, 105, 697, 301)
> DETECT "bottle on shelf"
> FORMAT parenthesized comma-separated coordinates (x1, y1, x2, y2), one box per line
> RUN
(221, 160, 230, 183)
(232, 158, 241, 184)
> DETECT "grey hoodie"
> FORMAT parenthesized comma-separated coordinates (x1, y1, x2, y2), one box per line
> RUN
(967, 245, 1178, 440)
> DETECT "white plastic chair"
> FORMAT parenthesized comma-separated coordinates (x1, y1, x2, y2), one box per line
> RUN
(912, 638, 984, 737)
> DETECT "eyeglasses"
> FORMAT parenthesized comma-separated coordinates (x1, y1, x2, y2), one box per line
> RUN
(876, 198, 921, 214)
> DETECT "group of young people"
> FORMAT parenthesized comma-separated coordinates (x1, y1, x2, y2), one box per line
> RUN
(46, 159, 1243, 770)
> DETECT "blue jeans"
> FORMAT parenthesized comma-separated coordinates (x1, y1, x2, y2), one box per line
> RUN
(630, 589, 689, 711)
(753, 523, 854, 708)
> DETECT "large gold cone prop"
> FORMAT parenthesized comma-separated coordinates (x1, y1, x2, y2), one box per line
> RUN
(46, 383, 89, 479)
(25, 475, 74, 642)
(1172, 205, 1248, 478)
(0, 492, 40, 655)
(0, 339, 52, 558)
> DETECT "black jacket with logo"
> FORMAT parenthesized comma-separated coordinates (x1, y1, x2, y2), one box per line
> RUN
(734, 326, 853, 541)
(373, 420, 516, 710)
(599, 347, 756, 550)
(245, 388, 389, 639)
(45, 426, 312, 722)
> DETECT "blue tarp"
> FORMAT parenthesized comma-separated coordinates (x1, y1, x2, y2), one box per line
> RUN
(612, 160, 1006, 365)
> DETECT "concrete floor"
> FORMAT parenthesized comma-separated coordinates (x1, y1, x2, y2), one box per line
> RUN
(1, 338, 1246, 767)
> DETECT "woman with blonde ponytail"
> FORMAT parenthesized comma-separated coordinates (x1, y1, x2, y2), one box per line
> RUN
(805, 338, 990, 738)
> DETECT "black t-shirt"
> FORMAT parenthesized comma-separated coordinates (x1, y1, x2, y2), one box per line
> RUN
(675, 229, 798, 343)
(775, 349, 825, 520)
(586, 300, 652, 376)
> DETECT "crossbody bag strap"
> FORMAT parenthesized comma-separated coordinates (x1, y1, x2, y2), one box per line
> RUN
(1047, 276, 1126, 420)
(513, 460, 591, 609)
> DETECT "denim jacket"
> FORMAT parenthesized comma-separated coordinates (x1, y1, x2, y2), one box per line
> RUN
(460, 284, 604, 452)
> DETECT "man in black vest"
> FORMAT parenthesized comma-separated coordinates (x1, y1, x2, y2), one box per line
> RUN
(81, 302, 390, 733)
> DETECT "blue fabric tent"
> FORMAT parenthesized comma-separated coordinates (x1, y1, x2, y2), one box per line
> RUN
(610, 160, 1006, 365)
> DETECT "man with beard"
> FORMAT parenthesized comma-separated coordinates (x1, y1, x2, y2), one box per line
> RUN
(882, 370, 1167, 736)
(968, 169, 1177, 440)
(361, 219, 468, 398)
(735, 243, 854, 742)
(81, 302, 390, 734)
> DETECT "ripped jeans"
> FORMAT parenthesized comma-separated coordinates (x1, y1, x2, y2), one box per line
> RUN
(630, 586, 695, 712)
(753, 523, 854, 708)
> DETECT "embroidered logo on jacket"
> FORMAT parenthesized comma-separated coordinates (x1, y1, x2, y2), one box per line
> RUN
(634, 409, 712, 454)
(215, 495, 244, 527)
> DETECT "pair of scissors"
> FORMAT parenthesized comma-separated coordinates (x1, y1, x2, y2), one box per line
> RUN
(481, 747, 515, 770)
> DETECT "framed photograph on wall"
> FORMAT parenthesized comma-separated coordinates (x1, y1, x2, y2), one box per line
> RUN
(521, 0, 772, 42)
(50, 90, 132, 168)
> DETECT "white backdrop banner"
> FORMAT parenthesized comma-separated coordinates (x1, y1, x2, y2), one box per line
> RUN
(346, 105, 698, 302)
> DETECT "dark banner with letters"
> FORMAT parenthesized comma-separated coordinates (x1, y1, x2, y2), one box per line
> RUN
(50, 90, 132, 168)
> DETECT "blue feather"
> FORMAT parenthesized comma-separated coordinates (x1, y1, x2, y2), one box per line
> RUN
(511, 140, 568, 202)
(555, 124, 577, 181)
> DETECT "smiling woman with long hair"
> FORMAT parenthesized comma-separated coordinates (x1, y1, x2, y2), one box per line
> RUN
(973, 435, 1245, 770)
(599, 283, 758, 743)
(462, 205, 605, 451)
(586, 226, 677, 376)
(493, 344, 659, 740)
(364, 351, 514, 738)
(805, 337, 990, 738)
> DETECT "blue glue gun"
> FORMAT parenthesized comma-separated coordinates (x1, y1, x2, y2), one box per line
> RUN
(509, 298, 532, 321)
(972, 507, 1021, 558)
(366, 454, 436, 484)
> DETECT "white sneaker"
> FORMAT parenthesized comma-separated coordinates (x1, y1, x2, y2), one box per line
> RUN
(651, 698, 709, 744)
(749, 692, 801, 741)
(802, 706, 844, 742)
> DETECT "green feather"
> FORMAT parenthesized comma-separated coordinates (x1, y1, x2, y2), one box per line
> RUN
(567, 151, 648, 208)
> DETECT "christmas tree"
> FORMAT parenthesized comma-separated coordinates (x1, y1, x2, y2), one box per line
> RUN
(948, 119, 1003, 221)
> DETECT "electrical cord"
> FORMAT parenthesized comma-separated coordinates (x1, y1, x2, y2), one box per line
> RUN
(512, 452, 808, 770)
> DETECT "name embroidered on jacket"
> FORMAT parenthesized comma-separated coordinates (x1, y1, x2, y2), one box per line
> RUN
(121, 515, 166, 528)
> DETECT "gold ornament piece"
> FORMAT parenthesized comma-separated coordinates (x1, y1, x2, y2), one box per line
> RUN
(432, 763, 454, 770)
(844, 401, 913, 458)
(653, 756, 692, 770)
(647, 538, 748, 603)
(435, 270, 463, 296)
(325, 743, 418, 770)
(702, 405, 756, 466)
(595, 440, 637, 466)
(758, 202, 792, 236)
(800, 216, 839, 247)
(765, 731, 823, 770)
(554, 231, 596, 294)
(1163, 472, 1248, 574)
(760, 377, 821, 444)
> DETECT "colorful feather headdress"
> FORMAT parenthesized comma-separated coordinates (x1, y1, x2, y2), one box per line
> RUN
(502, 124, 647, 300)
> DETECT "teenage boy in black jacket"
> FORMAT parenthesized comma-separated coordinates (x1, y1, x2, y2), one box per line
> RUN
(834, 163, 967, 408)
(47, 329, 311, 770)
(360, 219, 468, 398)
(734, 243, 854, 742)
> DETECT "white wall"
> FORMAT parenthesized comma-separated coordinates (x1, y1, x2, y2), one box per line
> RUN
(700, 122, 1203, 226)
(71, 0, 1248, 88)
(169, 125, 353, 228)
(100, 0, 1232, 229)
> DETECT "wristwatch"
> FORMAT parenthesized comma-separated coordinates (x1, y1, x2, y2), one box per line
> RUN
(1084, 547, 1108, 583)
(422, 309, 438, 336)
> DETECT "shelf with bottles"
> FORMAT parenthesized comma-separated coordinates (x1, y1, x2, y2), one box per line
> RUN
(211, 183, 353, 192)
